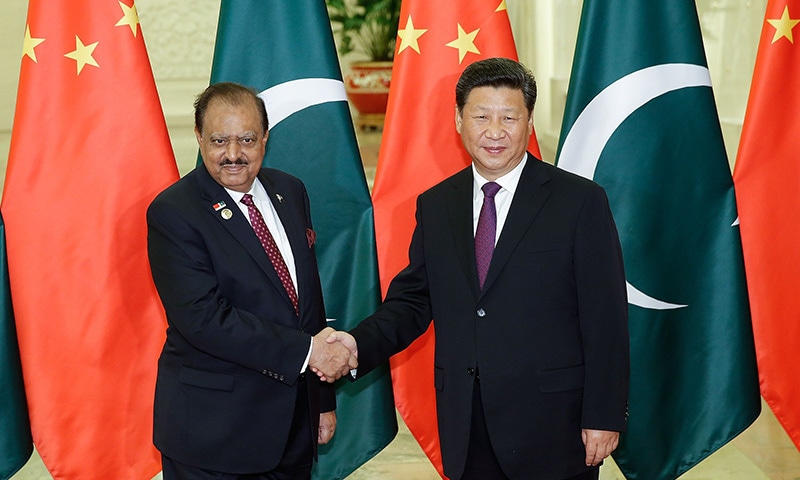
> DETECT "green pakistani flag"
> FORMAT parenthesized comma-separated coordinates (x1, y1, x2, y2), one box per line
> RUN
(556, 1, 761, 479)
(208, 2, 397, 478)
(0, 215, 33, 480)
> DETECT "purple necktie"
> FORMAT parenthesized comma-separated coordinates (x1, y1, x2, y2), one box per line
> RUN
(475, 182, 501, 289)
(241, 194, 299, 315)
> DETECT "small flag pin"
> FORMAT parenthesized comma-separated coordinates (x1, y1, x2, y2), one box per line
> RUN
(212, 201, 227, 211)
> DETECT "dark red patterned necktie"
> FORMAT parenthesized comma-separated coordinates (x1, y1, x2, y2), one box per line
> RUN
(241, 194, 299, 315)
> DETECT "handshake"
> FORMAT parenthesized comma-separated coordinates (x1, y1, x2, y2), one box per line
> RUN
(308, 327, 359, 383)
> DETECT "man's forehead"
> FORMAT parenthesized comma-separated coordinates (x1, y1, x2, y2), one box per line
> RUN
(468, 103, 520, 110)
(208, 130, 259, 138)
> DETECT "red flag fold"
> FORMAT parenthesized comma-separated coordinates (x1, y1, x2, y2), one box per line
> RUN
(734, 0, 800, 453)
(2, 1, 179, 478)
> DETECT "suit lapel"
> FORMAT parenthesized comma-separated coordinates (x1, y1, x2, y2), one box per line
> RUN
(196, 165, 295, 313)
(259, 172, 306, 268)
(259, 171, 309, 315)
(480, 154, 552, 296)
(444, 168, 482, 299)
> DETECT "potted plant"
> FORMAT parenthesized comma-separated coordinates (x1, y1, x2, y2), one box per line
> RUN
(326, 0, 401, 128)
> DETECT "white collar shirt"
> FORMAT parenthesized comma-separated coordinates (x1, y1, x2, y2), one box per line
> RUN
(226, 179, 298, 291)
(472, 154, 527, 245)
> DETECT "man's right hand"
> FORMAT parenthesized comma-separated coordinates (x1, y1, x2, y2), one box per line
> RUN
(309, 327, 357, 383)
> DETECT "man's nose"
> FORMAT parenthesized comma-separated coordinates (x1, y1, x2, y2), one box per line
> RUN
(485, 120, 505, 139)
(225, 140, 241, 159)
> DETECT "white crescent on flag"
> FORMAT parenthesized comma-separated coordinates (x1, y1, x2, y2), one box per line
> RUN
(558, 63, 712, 310)
(258, 78, 348, 129)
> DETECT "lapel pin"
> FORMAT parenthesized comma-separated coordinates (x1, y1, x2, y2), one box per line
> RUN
(220, 208, 233, 220)
(276, 194, 284, 203)
(212, 201, 227, 211)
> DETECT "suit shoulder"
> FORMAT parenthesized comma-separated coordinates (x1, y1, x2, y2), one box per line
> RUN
(538, 160, 608, 197)
(149, 170, 196, 208)
(418, 166, 472, 200)
(146, 169, 214, 226)
(261, 167, 304, 188)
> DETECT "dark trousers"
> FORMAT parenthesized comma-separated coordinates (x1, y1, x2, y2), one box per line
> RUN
(460, 379, 599, 480)
(461, 379, 508, 480)
(162, 379, 313, 480)
(565, 469, 600, 480)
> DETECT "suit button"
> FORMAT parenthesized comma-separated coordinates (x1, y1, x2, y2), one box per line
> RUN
(477, 308, 486, 317)
(279, 375, 285, 381)
(261, 369, 268, 375)
(467, 367, 475, 375)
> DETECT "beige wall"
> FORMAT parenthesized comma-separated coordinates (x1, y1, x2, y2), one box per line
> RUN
(1, 0, 766, 194)
(0, 2, 29, 193)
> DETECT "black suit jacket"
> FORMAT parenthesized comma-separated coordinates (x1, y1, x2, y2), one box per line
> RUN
(351, 154, 629, 480)
(146, 164, 333, 474)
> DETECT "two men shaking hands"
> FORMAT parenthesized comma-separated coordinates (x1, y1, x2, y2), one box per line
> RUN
(309, 328, 357, 383)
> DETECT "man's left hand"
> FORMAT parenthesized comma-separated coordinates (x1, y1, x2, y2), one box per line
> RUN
(582, 428, 619, 466)
(319, 411, 336, 444)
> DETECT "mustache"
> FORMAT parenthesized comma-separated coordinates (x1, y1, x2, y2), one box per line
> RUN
(221, 158, 248, 166)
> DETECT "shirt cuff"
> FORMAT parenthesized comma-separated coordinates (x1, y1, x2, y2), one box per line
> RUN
(301, 337, 312, 373)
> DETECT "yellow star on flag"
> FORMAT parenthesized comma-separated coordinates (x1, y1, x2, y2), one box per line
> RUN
(22, 24, 45, 63)
(496, 0, 508, 12)
(115, 1, 140, 37)
(767, 6, 800, 44)
(64, 35, 100, 75)
(445, 24, 480, 63)
(397, 15, 428, 55)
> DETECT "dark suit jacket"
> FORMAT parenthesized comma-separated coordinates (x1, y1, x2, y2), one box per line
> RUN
(146, 164, 333, 474)
(351, 154, 629, 480)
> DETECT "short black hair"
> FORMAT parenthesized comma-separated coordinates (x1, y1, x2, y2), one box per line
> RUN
(194, 82, 269, 134)
(455, 57, 537, 115)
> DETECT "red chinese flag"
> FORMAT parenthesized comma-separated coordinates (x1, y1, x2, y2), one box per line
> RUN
(733, 0, 800, 452)
(1, 1, 178, 478)
(372, 1, 540, 475)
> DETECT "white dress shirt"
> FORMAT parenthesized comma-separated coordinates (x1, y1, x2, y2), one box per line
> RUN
(225, 179, 298, 290)
(471, 154, 527, 244)
(226, 179, 312, 372)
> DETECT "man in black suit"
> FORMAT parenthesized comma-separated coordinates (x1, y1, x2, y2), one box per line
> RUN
(147, 82, 356, 480)
(323, 58, 629, 480)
